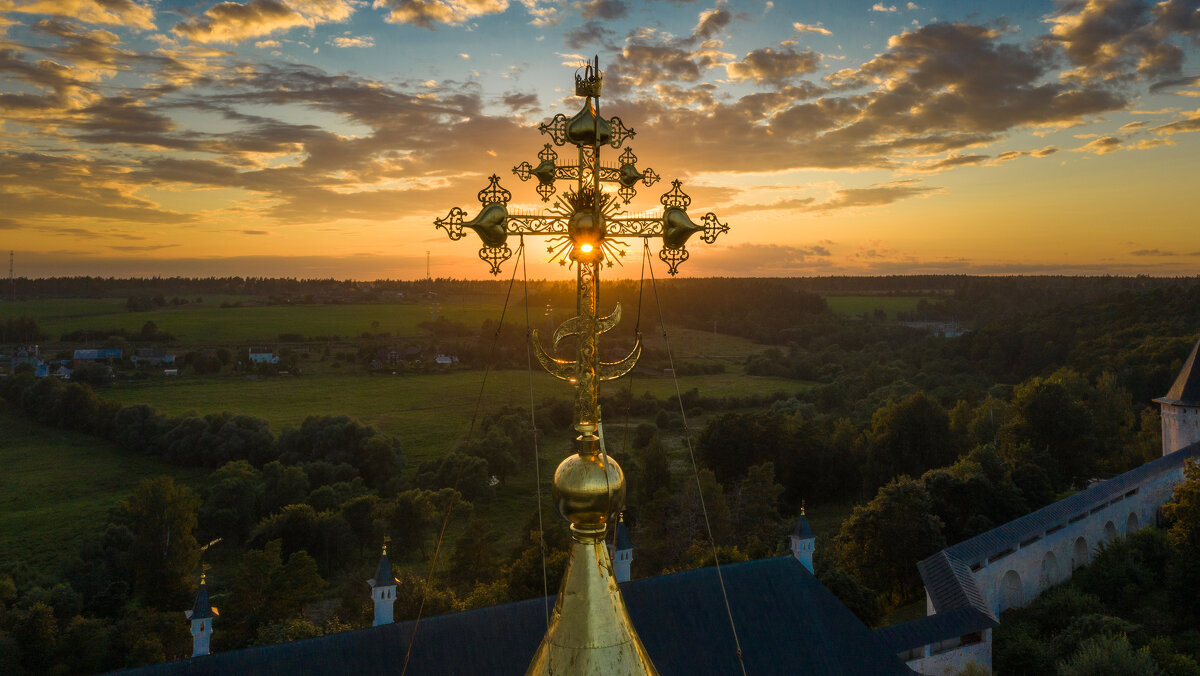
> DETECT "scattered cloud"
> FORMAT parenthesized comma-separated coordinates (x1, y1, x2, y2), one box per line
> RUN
(175, 0, 356, 44)
(372, 0, 509, 29)
(872, 3, 898, 12)
(580, 0, 627, 20)
(726, 46, 821, 86)
(7, 0, 155, 30)
(1073, 135, 1121, 153)
(330, 35, 374, 48)
(793, 22, 832, 36)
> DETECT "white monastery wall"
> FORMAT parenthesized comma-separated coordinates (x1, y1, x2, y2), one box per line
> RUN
(906, 634, 991, 676)
(970, 467, 1179, 615)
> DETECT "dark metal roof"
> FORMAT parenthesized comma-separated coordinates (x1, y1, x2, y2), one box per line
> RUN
(1157, 337, 1200, 406)
(614, 520, 633, 551)
(370, 554, 395, 589)
(874, 607, 996, 654)
(927, 441, 1200, 569)
(115, 557, 914, 675)
(916, 552, 995, 621)
(792, 514, 815, 540)
(189, 581, 214, 621)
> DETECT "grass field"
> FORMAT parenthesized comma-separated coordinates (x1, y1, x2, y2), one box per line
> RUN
(28, 300, 503, 345)
(102, 369, 806, 469)
(824, 295, 933, 320)
(0, 408, 209, 575)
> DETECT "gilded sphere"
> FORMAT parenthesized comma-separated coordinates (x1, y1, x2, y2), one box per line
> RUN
(553, 451, 626, 533)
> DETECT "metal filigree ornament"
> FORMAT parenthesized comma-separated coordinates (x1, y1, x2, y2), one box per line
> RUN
(430, 56, 730, 676)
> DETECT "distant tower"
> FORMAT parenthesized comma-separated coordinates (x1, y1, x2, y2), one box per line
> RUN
(185, 573, 218, 657)
(368, 544, 398, 626)
(791, 502, 816, 574)
(608, 513, 633, 583)
(1155, 336, 1200, 455)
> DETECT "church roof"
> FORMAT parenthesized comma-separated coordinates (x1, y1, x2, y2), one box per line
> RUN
(116, 556, 914, 675)
(874, 606, 996, 655)
(189, 579, 214, 621)
(614, 518, 633, 551)
(1156, 337, 1200, 406)
(370, 551, 395, 589)
(792, 513, 815, 540)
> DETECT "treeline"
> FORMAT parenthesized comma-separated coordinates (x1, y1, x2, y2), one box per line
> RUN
(690, 365, 1160, 615)
(746, 280, 1200, 426)
(995, 462, 1200, 674)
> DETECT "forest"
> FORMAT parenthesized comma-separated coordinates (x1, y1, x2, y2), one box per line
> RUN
(1, 274, 1199, 673)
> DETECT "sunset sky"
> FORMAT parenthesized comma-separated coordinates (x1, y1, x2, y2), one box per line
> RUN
(2, 0, 1199, 280)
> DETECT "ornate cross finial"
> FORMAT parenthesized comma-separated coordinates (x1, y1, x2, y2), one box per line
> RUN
(432, 56, 729, 676)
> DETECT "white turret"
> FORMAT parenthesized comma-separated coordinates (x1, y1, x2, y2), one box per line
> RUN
(1156, 337, 1200, 455)
(185, 574, 218, 657)
(790, 503, 816, 574)
(608, 513, 634, 583)
(368, 545, 398, 626)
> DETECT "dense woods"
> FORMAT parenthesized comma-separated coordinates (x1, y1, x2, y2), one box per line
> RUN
(2, 274, 1199, 672)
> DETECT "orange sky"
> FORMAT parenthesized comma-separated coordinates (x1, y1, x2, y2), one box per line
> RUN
(3, 0, 1200, 279)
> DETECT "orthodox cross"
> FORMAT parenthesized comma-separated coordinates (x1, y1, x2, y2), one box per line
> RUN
(432, 56, 729, 674)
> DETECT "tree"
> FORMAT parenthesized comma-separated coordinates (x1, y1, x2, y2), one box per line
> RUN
(817, 567, 883, 627)
(832, 476, 945, 606)
(865, 392, 954, 491)
(116, 476, 202, 608)
(1057, 634, 1162, 676)
(730, 462, 785, 558)
(415, 452, 492, 502)
(459, 429, 518, 485)
(450, 519, 501, 587)
(226, 540, 325, 645)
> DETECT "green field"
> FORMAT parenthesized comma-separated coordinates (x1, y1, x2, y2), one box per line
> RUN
(28, 300, 501, 345)
(0, 409, 208, 575)
(102, 369, 805, 468)
(824, 295, 932, 319)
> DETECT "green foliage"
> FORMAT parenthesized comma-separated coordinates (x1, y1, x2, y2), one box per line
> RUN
(450, 519, 501, 587)
(1057, 634, 1162, 676)
(816, 567, 883, 627)
(415, 452, 492, 502)
(832, 476, 945, 606)
(114, 476, 202, 609)
(730, 462, 785, 558)
(866, 392, 955, 491)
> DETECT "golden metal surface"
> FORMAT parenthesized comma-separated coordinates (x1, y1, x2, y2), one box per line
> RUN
(433, 55, 730, 676)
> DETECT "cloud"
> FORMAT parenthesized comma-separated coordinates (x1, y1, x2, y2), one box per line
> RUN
(175, 0, 355, 44)
(8, 0, 155, 30)
(1130, 249, 1200, 256)
(1153, 108, 1200, 134)
(580, 0, 627, 20)
(372, 0, 509, 29)
(872, 3, 898, 12)
(907, 153, 988, 172)
(801, 181, 939, 212)
(793, 22, 831, 36)
(330, 35, 374, 48)
(501, 91, 538, 111)
(725, 46, 821, 86)
(242, 230, 270, 235)
(686, 243, 838, 276)
(1074, 135, 1121, 153)
(110, 244, 181, 252)
(1044, 0, 1200, 84)
(0, 218, 20, 229)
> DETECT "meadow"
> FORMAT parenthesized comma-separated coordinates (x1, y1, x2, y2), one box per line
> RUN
(823, 295, 928, 319)
(0, 409, 209, 574)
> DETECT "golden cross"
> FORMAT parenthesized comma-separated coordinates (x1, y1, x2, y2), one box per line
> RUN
(431, 56, 729, 674)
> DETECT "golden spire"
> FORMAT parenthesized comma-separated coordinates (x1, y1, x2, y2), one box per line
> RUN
(433, 55, 728, 676)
